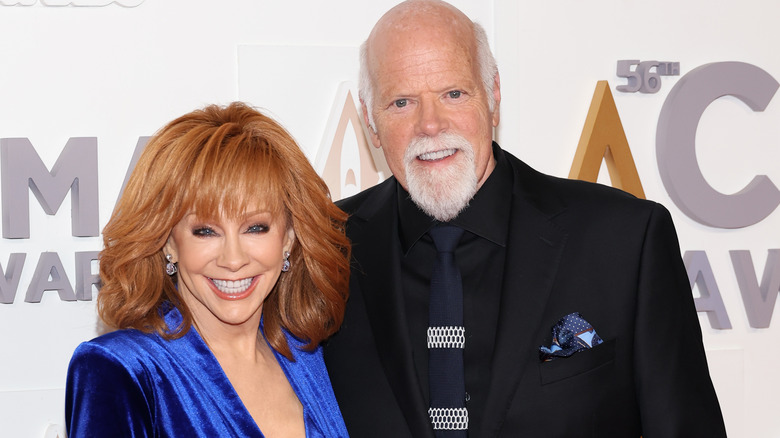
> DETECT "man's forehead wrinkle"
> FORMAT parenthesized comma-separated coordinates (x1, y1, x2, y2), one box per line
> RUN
(384, 42, 465, 67)
(373, 42, 473, 90)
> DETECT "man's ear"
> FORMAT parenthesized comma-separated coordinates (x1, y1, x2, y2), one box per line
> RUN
(491, 71, 501, 127)
(362, 101, 382, 149)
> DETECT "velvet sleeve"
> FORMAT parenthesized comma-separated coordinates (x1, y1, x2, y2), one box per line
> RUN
(65, 341, 155, 438)
(633, 204, 727, 437)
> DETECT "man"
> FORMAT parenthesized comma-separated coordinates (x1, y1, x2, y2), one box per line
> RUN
(324, 1, 727, 437)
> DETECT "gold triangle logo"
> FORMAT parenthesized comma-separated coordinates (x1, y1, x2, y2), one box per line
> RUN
(569, 80, 645, 199)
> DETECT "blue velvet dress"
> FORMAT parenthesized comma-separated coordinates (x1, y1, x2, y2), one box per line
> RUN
(65, 307, 348, 437)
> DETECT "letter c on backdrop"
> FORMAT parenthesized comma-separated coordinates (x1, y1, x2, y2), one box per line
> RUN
(656, 61, 780, 228)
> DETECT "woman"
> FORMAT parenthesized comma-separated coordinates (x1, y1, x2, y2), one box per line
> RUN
(65, 102, 350, 437)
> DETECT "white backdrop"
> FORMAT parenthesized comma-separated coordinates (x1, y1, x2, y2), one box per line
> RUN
(0, 1, 778, 437)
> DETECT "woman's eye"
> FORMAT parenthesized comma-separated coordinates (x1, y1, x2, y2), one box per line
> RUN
(192, 227, 216, 237)
(247, 223, 269, 234)
(393, 99, 408, 108)
(448, 90, 462, 99)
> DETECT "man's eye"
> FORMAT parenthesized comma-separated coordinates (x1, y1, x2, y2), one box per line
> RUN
(448, 90, 462, 99)
(247, 224, 269, 234)
(393, 99, 408, 108)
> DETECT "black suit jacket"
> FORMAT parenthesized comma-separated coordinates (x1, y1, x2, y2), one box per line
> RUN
(324, 146, 726, 437)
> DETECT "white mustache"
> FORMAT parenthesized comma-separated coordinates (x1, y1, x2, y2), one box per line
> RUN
(404, 132, 473, 166)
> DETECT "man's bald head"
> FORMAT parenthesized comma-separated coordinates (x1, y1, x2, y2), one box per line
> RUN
(359, 0, 497, 129)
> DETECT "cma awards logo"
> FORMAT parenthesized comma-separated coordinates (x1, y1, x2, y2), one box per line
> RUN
(1, 62, 779, 332)
(315, 82, 389, 201)
(0, 0, 143, 5)
(552, 61, 780, 332)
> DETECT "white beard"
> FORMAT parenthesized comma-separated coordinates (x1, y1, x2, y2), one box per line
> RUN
(403, 132, 478, 222)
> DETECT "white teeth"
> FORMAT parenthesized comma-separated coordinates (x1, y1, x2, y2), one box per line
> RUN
(418, 149, 456, 161)
(211, 278, 253, 295)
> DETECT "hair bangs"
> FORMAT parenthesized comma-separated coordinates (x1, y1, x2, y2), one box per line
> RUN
(180, 129, 288, 223)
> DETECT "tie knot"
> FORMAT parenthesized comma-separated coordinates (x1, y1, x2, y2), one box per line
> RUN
(429, 225, 463, 253)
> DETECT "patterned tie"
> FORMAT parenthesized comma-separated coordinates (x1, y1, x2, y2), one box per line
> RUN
(427, 225, 468, 437)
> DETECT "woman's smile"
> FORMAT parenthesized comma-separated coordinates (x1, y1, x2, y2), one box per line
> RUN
(209, 276, 258, 300)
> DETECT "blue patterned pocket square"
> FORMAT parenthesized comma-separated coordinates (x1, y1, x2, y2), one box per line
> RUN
(539, 312, 603, 362)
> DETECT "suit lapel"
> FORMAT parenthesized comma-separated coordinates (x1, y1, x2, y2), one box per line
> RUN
(348, 156, 568, 437)
(479, 158, 569, 437)
(349, 180, 435, 438)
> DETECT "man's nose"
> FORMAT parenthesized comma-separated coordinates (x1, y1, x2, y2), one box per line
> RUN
(416, 99, 449, 137)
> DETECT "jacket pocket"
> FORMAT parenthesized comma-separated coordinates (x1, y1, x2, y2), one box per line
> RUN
(538, 338, 616, 385)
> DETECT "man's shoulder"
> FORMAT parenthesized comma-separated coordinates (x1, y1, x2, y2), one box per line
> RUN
(335, 176, 396, 217)
(502, 149, 660, 215)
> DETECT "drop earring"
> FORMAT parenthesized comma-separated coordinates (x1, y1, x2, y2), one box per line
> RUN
(281, 251, 291, 272)
(165, 254, 177, 276)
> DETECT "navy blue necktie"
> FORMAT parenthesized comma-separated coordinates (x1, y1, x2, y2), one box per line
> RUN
(427, 225, 467, 437)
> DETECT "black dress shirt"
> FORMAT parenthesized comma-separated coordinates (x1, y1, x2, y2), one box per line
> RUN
(397, 143, 513, 435)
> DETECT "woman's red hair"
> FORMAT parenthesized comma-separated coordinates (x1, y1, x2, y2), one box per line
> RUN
(98, 102, 350, 359)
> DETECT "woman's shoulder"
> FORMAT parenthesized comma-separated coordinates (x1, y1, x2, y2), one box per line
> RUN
(71, 328, 166, 369)
(85, 327, 161, 348)
(73, 304, 189, 361)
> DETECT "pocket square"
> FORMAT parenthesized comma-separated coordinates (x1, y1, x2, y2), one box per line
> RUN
(539, 312, 603, 362)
